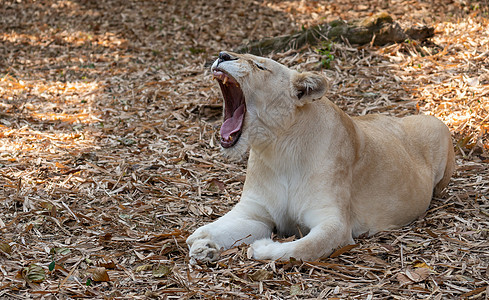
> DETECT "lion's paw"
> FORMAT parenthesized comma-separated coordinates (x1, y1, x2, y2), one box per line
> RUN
(188, 239, 220, 264)
(250, 239, 287, 261)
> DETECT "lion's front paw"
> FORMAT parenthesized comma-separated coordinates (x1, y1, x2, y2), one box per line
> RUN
(188, 239, 221, 264)
(250, 238, 288, 261)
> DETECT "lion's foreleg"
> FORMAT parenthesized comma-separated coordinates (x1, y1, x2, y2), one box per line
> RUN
(250, 217, 353, 261)
(187, 203, 272, 264)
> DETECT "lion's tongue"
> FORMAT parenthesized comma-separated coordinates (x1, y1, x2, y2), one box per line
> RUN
(220, 104, 245, 140)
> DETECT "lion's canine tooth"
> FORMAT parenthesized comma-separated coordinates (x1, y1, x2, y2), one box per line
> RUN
(223, 77, 228, 85)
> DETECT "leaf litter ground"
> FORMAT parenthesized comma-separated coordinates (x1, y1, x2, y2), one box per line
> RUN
(0, 0, 488, 299)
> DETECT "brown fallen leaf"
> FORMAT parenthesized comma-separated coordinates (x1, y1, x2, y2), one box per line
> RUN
(329, 244, 359, 258)
(152, 265, 171, 278)
(207, 178, 225, 192)
(359, 254, 389, 266)
(98, 261, 116, 269)
(0, 241, 12, 255)
(460, 286, 489, 299)
(290, 284, 302, 296)
(22, 264, 46, 283)
(135, 264, 153, 272)
(396, 273, 413, 286)
(99, 232, 112, 243)
(397, 267, 431, 286)
(406, 267, 431, 282)
(89, 267, 110, 282)
(248, 269, 273, 281)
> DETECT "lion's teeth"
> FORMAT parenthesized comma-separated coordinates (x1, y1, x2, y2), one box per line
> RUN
(223, 77, 228, 85)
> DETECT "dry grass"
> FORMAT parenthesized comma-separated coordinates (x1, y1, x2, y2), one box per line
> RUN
(0, 0, 488, 299)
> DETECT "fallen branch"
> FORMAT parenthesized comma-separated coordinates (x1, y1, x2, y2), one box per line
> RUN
(235, 12, 434, 55)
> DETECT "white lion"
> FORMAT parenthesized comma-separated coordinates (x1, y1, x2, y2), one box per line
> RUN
(187, 51, 455, 263)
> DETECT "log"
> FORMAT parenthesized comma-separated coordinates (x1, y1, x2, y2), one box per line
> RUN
(235, 12, 434, 55)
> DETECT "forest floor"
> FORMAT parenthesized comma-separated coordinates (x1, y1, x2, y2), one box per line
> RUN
(1, 0, 488, 299)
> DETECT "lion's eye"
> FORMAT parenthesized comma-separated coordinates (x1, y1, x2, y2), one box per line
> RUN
(255, 63, 267, 71)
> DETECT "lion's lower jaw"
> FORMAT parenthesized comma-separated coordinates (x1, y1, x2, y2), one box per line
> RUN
(220, 138, 249, 161)
(220, 127, 275, 161)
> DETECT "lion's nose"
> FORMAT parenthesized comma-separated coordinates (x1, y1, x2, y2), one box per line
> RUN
(217, 52, 238, 66)
(219, 52, 232, 61)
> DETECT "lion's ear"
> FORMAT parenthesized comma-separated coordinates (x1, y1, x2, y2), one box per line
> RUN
(291, 72, 328, 103)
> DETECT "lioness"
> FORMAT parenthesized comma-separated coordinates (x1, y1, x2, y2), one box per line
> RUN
(187, 51, 455, 263)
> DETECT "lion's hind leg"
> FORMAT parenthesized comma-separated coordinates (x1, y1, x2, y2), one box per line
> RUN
(434, 136, 455, 196)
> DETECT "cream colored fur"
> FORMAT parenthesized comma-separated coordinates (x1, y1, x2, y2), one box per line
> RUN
(187, 51, 455, 263)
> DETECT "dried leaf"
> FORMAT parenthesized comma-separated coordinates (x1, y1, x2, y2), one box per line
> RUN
(329, 244, 359, 258)
(98, 261, 117, 269)
(50, 247, 71, 256)
(360, 254, 388, 266)
(398, 267, 431, 285)
(413, 261, 432, 270)
(39, 201, 54, 211)
(246, 246, 254, 259)
(99, 233, 112, 243)
(23, 264, 46, 283)
(135, 264, 153, 272)
(461, 286, 489, 298)
(248, 269, 273, 281)
(466, 77, 479, 87)
(290, 284, 302, 296)
(89, 267, 110, 282)
(396, 273, 413, 286)
(189, 204, 213, 216)
(152, 265, 171, 278)
(0, 241, 12, 255)
(207, 178, 225, 192)
(189, 204, 201, 216)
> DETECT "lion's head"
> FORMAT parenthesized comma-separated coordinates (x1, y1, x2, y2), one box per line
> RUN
(211, 51, 328, 159)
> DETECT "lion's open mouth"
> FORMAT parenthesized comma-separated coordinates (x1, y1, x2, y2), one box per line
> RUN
(212, 69, 246, 148)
